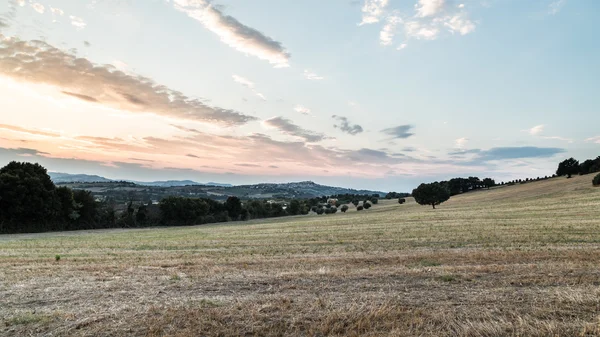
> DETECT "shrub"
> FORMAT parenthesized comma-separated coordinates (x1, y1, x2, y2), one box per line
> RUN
(371, 198, 378, 204)
(593, 173, 600, 187)
(330, 207, 338, 214)
(341, 205, 349, 213)
(363, 202, 372, 209)
(316, 208, 324, 215)
(398, 198, 406, 204)
(55, 254, 61, 262)
(357, 206, 364, 211)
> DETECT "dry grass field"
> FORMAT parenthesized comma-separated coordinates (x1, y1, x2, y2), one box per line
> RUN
(1, 175, 600, 336)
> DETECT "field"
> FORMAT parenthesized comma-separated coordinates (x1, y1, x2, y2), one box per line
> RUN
(1, 175, 600, 336)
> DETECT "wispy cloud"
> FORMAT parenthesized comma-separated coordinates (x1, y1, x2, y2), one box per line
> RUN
(70, 16, 86, 30)
(50, 7, 64, 16)
(332, 115, 364, 135)
(30, 2, 45, 14)
(232, 74, 266, 100)
(0, 37, 257, 126)
(264, 116, 326, 142)
(303, 70, 324, 80)
(415, 0, 445, 18)
(585, 136, 600, 144)
(455, 137, 469, 148)
(526, 124, 545, 135)
(380, 15, 401, 46)
(359, 0, 389, 25)
(381, 125, 415, 139)
(548, 0, 566, 15)
(0, 123, 61, 138)
(294, 105, 311, 115)
(173, 0, 290, 68)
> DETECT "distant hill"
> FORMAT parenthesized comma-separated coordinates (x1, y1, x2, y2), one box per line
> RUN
(49, 172, 232, 187)
(51, 174, 386, 201)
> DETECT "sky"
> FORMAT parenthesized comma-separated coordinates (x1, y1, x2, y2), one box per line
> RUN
(0, 0, 598, 192)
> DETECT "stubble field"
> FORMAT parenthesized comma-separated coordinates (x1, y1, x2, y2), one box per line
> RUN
(1, 175, 600, 336)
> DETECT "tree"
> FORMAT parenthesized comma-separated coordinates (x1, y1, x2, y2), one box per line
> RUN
(482, 178, 495, 189)
(398, 198, 406, 204)
(411, 182, 450, 209)
(225, 196, 243, 220)
(288, 200, 301, 215)
(556, 158, 580, 178)
(357, 205, 364, 211)
(593, 173, 600, 187)
(363, 202, 371, 209)
(0, 161, 59, 232)
(352, 200, 359, 207)
(341, 205, 349, 213)
(371, 198, 378, 204)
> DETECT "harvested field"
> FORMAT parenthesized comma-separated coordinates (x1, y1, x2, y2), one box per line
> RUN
(1, 175, 600, 336)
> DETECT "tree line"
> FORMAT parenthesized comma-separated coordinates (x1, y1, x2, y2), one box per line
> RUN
(0, 162, 379, 234)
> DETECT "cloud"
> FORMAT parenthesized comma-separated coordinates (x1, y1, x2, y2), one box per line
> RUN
(0, 147, 49, 156)
(235, 163, 261, 167)
(16, 0, 25, 7)
(264, 116, 326, 142)
(303, 70, 324, 80)
(397, 43, 408, 50)
(403, 20, 440, 40)
(359, 0, 389, 25)
(61, 91, 99, 102)
(0, 19, 7, 29)
(401, 146, 416, 152)
(451, 147, 564, 161)
(585, 136, 600, 144)
(380, 15, 401, 46)
(540, 136, 573, 143)
(294, 105, 311, 115)
(186, 154, 201, 158)
(455, 137, 469, 148)
(415, 0, 445, 18)
(0, 123, 61, 138)
(0, 36, 257, 126)
(268, 165, 278, 169)
(381, 125, 415, 139)
(30, 3, 45, 14)
(50, 7, 64, 16)
(443, 13, 476, 35)
(83, 41, 91, 47)
(173, 0, 290, 68)
(232, 74, 266, 100)
(70, 16, 87, 30)
(548, 0, 566, 15)
(526, 124, 544, 135)
(332, 115, 364, 135)
(479, 147, 565, 160)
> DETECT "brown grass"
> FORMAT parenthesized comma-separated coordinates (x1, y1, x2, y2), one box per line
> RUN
(1, 175, 600, 336)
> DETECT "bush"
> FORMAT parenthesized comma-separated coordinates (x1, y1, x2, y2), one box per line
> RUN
(371, 198, 378, 204)
(593, 173, 600, 186)
(398, 198, 406, 204)
(341, 205, 349, 213)
(330, 207, 338, 214)
(357, 206, 364, 211)
(363, 202, 371, 209)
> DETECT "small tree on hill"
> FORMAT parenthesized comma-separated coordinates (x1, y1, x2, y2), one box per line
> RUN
(482, 178, 495, 189)
(357, 205, 364, 211)
(341, 205, 349, 213)
(363, 202, 371, 209)
(398, 198, 406, 204)
(412, 182, 450, 209)
(593, 173, 600, 187)
(556, 158, 580, 178)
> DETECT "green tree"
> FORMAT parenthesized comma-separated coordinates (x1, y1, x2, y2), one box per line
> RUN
(482, 178, 495, 189)
(412, 182, 450, 209)
(341, 205, 349, 213)
(556, 158, 580, 178)
(225, 196, 243, 220)
(288, 200, 301, 215)
(593, 173, 600, 186)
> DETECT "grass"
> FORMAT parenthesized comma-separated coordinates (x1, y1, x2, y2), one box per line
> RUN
(1, 175, 600, 336)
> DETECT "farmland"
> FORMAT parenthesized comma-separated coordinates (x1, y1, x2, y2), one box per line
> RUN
(1, 175, 599, 336)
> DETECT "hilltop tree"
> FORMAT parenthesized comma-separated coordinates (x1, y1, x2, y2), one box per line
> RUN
(412, 182, 450, 209)
(482, 178, 495, 189)
(556, 158, 580, 178)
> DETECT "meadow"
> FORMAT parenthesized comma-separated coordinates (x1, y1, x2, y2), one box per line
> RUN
(1, 175, 599, 336)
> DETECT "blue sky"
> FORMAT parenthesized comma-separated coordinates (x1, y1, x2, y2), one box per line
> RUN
(0, 0, 598, 191)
